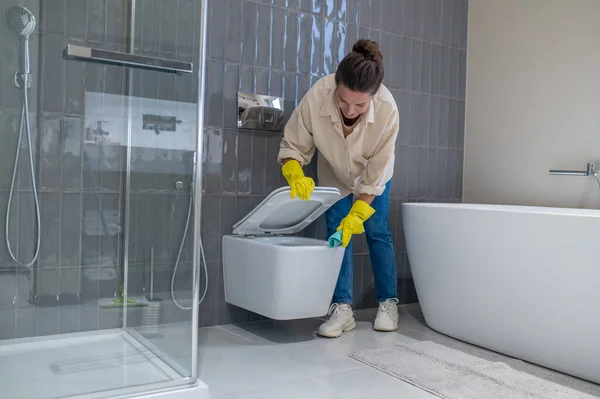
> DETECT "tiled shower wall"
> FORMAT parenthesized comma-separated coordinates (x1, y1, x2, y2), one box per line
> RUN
(0, 0, 468, 335)
(0, 0, 201, 339)
(202, 0, 468, 326)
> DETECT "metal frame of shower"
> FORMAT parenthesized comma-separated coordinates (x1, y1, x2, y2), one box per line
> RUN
(58, 0, 209, 397)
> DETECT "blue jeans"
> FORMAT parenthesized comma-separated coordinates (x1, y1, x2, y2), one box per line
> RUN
(325, 181, 398, 304)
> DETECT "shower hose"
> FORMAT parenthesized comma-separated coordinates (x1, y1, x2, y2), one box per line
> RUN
(5, 72, 41, 268)
(171, 182, 208, 310)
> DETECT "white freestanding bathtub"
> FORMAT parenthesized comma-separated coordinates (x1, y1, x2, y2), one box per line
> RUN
(402, 202, 600, 385)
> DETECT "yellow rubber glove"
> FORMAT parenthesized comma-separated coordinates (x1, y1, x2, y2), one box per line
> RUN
(281, 160, 315, 200)
(336, 200, 376, 248)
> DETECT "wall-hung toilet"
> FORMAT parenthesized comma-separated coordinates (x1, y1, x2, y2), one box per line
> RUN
(222, 186, 346, 320)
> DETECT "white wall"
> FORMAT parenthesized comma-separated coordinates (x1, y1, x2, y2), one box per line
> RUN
(463, 0, 600, 208)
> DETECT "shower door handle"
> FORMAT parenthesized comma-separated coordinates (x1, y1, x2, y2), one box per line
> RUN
(64, 44, 193, 75)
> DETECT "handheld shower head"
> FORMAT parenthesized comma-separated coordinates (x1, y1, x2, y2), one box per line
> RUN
(6, 6, 36, 82)
(5, 6, 36, 38)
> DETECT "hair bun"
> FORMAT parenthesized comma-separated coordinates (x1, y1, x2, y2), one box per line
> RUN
(352, 39, 383, 62)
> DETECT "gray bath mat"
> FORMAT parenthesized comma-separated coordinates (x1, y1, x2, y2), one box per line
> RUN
(350, 340, 600, 399)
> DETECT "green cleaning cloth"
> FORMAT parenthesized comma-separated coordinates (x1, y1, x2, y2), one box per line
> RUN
(328, 230, 343, 248)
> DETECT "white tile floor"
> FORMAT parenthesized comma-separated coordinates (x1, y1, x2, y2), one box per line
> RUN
(197, 304, 440, 399)
(0, 302, 440, 399)
(1, 302, 595, 398)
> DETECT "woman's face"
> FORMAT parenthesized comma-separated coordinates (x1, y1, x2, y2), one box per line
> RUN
(335, 84, 372, 120)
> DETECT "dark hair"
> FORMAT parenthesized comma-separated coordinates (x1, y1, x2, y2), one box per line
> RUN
(335, 39, 384, 96)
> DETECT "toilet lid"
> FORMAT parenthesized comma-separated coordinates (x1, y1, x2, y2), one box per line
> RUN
(232, 186, 341, 236)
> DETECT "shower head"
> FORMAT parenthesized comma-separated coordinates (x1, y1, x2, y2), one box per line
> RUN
(5, 6, 36, 38)
(6, 6, 36, 81)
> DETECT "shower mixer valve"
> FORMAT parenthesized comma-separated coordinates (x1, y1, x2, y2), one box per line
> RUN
(14, 71, 32, 89)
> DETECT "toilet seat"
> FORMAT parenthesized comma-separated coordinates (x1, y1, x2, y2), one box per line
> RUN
(232, 186, 341, 236)
(248, 236, 327, 247)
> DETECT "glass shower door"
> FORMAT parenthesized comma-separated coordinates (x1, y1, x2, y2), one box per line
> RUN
(121, 0, 204, 379)
(0, 1, 207, 398)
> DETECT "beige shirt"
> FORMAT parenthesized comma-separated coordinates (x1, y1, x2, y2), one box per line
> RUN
(278, 74, 399, 198)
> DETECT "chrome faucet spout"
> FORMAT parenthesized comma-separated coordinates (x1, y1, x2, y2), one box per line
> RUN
(549, 162, 597, 177)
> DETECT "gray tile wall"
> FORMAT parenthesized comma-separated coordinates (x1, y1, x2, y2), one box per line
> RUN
(202, 0, 468, 326)
(0, 0, 468, 336)
(0, 0, 202, 339)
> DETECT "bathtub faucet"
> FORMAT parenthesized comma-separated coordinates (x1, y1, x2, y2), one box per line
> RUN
(549, 162, 596, 176)
(549, 162, 600, 189)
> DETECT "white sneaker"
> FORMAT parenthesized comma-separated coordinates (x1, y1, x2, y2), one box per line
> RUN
(374, 299, 399, 332)
(318, 303, 355, 338)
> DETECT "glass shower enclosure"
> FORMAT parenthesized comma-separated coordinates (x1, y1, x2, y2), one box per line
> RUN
(0, 1, 208, 398)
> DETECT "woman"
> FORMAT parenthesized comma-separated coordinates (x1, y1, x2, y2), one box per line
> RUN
(278, 39, 399, 338)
